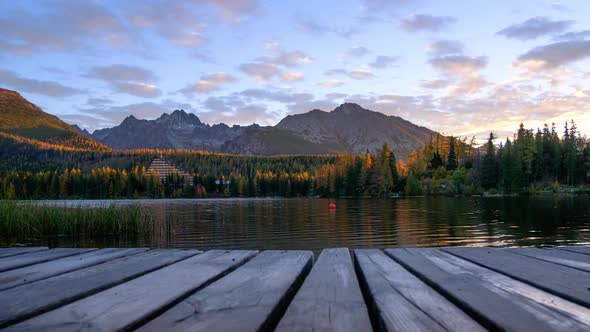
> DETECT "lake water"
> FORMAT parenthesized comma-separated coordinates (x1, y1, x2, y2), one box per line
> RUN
(35, 196, 590, 251)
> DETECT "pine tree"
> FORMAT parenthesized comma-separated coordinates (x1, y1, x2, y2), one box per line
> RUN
(481, 133, 498, 189)
(447, 136, 457, 171)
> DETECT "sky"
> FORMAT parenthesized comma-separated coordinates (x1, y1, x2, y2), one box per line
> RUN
(1, 0, 590, 142)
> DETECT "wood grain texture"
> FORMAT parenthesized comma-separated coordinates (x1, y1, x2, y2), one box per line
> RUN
(445, 247, 590, 307)
(0, 247, 48, 258)
(355, 249, 484, 332)
(387, 248, 590, 331)
(0, 248, 148, 291)
(139, 250, 313, 332)
(507, 247, 590, 273)
(558, 246, 590, 256)
(0, 248, 96, 273)
(0, 249, 200, 328)
(6, 250, 257, 331)
(275, 248, 370, 332)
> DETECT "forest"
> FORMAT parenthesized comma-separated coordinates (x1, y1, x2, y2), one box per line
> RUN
(0, 121, 589, 199)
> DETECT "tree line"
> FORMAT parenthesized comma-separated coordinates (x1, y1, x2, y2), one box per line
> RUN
(0, 121, 589, 199)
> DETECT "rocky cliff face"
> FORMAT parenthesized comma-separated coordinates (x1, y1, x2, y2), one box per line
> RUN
(92, 109, 254, 151)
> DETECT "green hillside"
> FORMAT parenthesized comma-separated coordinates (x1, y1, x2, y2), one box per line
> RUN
(0, 88, 108, 151)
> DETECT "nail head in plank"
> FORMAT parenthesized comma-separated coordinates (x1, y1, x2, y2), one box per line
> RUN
(0, 247, 49, 259)
(140, 250, 312, 332)
(387, 248, 590, 331)
(276, 248, 370, 332)
(0, 248, 96, 273)
(0, 248, 149, 291)
(355, 249, 484, 332)
(6, 250, 257, 331)
(507, 248, 590, 273)
(0, 249, 200, 328)
(444, 247, 590, 307)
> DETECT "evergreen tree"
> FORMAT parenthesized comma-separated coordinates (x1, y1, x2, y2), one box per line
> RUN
(447, 136, 457, 171)
(481, 133, 498, 189)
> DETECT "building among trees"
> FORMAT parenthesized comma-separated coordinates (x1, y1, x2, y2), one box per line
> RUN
(147, 156, 193, 185)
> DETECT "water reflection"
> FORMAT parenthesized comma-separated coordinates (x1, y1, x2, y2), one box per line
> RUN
(29, 197, 590, 250)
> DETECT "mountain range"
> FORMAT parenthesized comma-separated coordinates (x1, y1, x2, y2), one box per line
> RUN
(0, 87, 437, 159)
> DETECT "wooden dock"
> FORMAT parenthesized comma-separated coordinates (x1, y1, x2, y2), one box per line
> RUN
(0, 246, 589, 331)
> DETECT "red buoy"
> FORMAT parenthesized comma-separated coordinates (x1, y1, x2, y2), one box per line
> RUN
(329, 203, 336, 210)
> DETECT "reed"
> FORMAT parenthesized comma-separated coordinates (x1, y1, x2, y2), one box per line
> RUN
(0, 201, 151, 242)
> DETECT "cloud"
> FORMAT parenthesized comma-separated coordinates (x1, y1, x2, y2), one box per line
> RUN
(349, 68, 374, 79)
(428, 40, 463, 56)
(400, 14, 456, 32)
(238, 63, 281, 82)
(428, 55, 488, 95)
(325, 68, 374, 80)
(200, 95, 276, 125)
(239, 89, 314, 103)
(198, 0, 262, 23)
(515, 40, 590, 70)
(0, 69, 80, 96)
(347, 46, 370, 57)
(0, 1, 129, 55)
(369, 55, 398, 68)
(318, 80, 345, 87)
(256, 44, 313, 67)
(553, 30, 590, 41)
(429, 55, 488, 76)
(280, 72, 304, 81)
(112, 82, 162, 97)
(497, 17, 573, 40)
(180, 73, 237, 95)
(295, 18, 359, 38)
(420, 79, 451, 89)
(86, 65, 156, 82)
(325, 69, 348, 76)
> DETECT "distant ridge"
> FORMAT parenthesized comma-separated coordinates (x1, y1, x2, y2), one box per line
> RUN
(92, 103, 438, 159)
(0, 88, 108, 151)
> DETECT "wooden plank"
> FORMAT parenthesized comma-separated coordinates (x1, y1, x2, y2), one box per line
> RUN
(0, 248, 96, 273)
(7, 250, 257, 331)
(0, 248, 148, 291)
(445, 247, 590, 307)
(0, 249, 200, 328)
(386, 248, 590, 331)
(0, 247, 48, 258)
(275, 248, 370, 332)
(139, 250, 312, 332)
(354, 249, 484, 332)
(558, 246, 590, 256)
(507, 248, 590, 273)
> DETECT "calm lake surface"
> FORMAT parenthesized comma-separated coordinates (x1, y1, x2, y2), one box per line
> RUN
(33, 196, 590, 251)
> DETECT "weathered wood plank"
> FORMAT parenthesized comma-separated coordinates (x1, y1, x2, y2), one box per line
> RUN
(0, 249, 200, 328)
(0, 248, 96, 273)
(139, 250, 312, 332)
(507, 247, 590, 273)
(387, 248, 590, 331)
(7, 250, 257, 331)
(445, 247, 590, 307)
(355, 249, 484, 332)
(558, 246, 590, 256)
(0, 247, 49, 258)
(0, 248, 148, 291)
(275, 248, 370, 332)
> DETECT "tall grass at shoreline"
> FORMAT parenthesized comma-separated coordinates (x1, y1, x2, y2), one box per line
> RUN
(0, 200, 152, 243)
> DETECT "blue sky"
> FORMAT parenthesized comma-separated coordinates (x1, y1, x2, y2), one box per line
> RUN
(1, 0, 590, 141)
